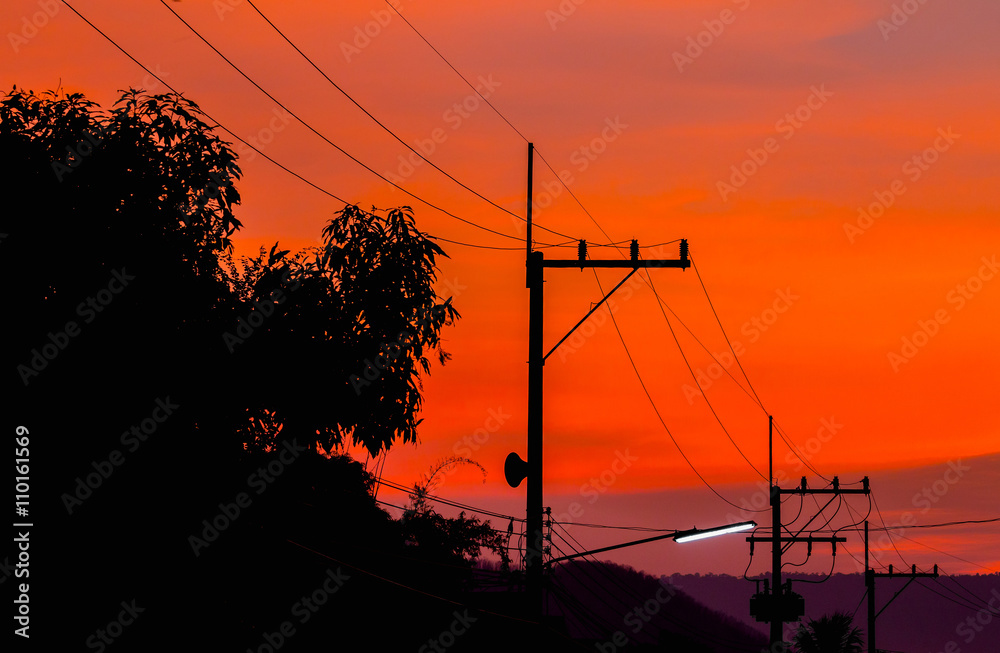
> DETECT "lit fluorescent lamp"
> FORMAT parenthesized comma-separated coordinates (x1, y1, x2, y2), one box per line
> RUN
(673, 521, 756, 543)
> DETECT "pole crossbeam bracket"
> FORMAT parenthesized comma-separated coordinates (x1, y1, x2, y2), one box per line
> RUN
(542, 258, 689, 269)
(747, 536, 846, 543)
(543, 267, 638, 362)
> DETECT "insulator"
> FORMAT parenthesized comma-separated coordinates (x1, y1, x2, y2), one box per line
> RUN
(577, 240, 587, 268)
(630, 239, 639, 262)
(680, 238, 689, 261)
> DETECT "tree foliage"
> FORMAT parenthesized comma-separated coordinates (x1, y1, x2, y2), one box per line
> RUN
(222, 204, 459, 456)
(792, 611, 864, 653)
(3, 85, 480, 648)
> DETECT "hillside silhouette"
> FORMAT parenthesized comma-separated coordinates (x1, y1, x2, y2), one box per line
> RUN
(671, 572, 1000, 652)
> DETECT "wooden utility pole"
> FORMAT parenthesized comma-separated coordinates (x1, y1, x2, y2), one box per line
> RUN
(748, 424, 870, 651)
(864, 520, 939, 653)
(507, 143, 690, 623)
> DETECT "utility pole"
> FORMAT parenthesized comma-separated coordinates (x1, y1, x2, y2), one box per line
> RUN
(748, 424, 870, 651)
(864, 520, 939, 653)
(505, 142, 690, 623)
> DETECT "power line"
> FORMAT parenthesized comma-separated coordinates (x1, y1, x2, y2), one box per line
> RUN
(892, 531, 998, 574)
(871, 491, 910, 568)
(242, 0, 579, 244)
(689, 255, 829, 481)
(426, 235, 525, 250)
(690, 254, 765, 409)
(551, 523, 763, 651)
(58, 0, 349, 206)
(376, 476, 524, 523)
(591, 268, 766, 514)
(913, 578, 984, 612)
(634, 256, 767, 483)
(387, 0, 824, 497)
(58, 0, 537, 253)
(157, 0, 527, 244)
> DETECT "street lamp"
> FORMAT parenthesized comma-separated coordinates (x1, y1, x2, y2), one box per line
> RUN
(545, 520, 756, 566)
(674, 521, 756, 543)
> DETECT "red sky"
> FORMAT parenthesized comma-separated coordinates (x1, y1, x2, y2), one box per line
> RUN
(5, 0, 997, 577)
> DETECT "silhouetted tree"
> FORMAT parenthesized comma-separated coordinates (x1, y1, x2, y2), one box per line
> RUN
(222, 204, 458, 456)
(792, 611, 864, 653)
(400, 456, 510, 574)
(3, 84, 482, 650)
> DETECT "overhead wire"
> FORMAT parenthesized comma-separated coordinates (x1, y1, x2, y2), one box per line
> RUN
(157, 0, 533, 245)
(690, 255, 829, 481)
(550, 522, 762, 652)
(590, 266, 766, 513)
(242, 0, 579, 243)
(385, 0, 829, 506)
(633, 254, 767, 482)
(58, 0, 348, 206)
(871, 491, 910, 568)
(59, 0, 541, 254)
(376, 477, 523, 523)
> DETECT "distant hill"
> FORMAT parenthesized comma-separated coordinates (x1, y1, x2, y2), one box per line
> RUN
(546, 560, 768, 651)
(667, 571, 1000, 653)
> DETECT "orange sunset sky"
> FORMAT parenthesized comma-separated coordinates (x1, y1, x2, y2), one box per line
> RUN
(5, 0, 997, 577)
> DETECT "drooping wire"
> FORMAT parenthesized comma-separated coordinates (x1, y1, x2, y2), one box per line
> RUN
(385, 0, 832, 496)
(690, 254, 766, 410)
(632, 255, 767, 482)
(157, 0, 528, 244)
(590, 268, 766, 513)
(59, 0, 538, 253)
(242, 0, 579, 244)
